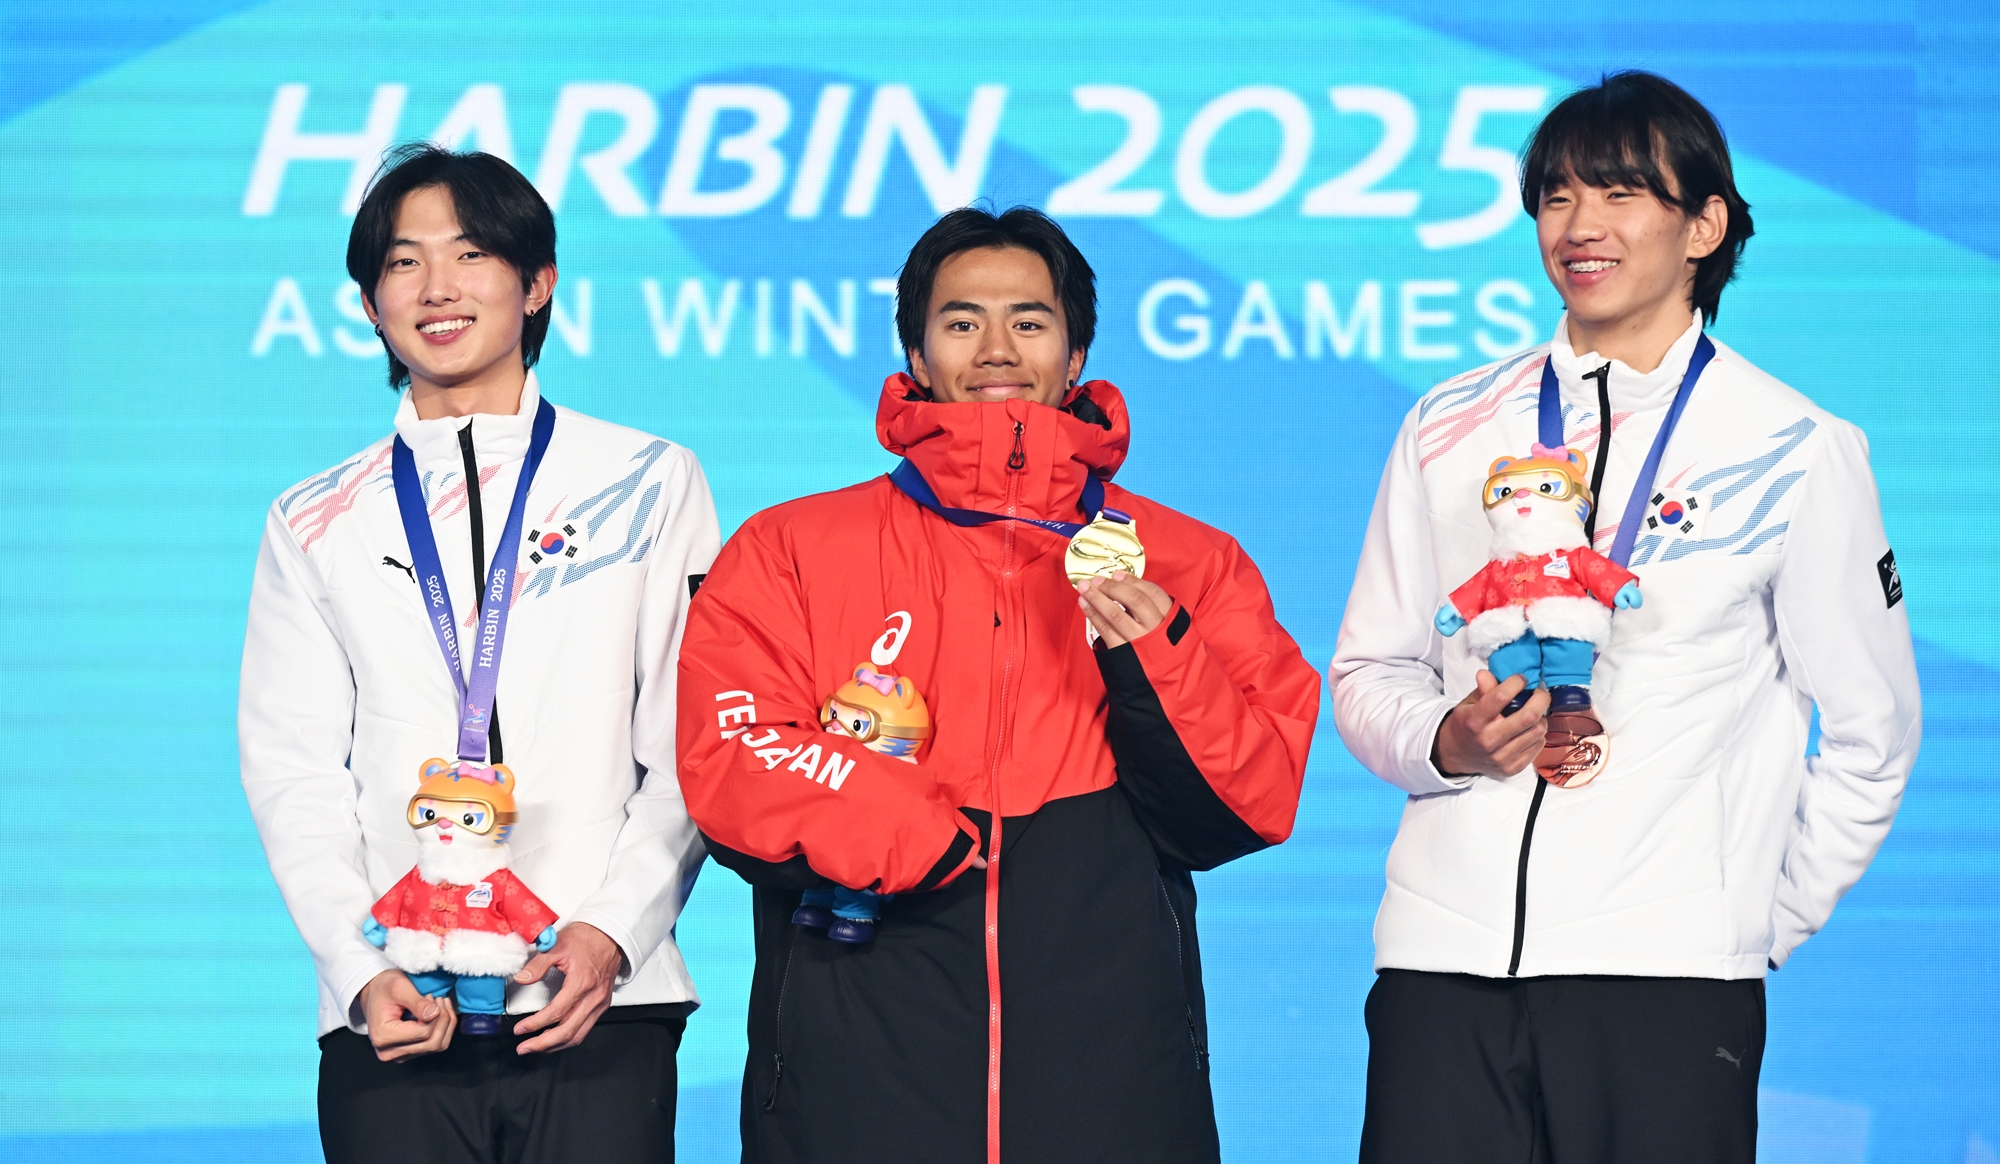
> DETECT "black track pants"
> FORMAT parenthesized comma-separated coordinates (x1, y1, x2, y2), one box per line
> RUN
(1360, 970, 1763, 1164)
(319, 1012, 685, 1164)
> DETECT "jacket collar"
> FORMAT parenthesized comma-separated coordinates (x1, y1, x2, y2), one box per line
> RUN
(1549, 311, 1705, 416)
(392, 371, 542, 471)
(875, 373, 1130, 523)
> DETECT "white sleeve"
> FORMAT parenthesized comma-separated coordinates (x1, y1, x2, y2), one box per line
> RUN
(238, 504, 390, 1027)
(567, 446, 722, 981)
(1767, 422, 1921, 967)
(1329, 408, 1471, 796)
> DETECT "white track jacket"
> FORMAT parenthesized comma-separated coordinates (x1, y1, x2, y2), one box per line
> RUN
(1331, 316, 1920, 980)
(240, 375, 720, 1035)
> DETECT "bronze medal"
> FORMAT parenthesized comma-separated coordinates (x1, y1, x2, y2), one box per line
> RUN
(1065, 514, 1146, 585)
(1537, 711, 1609, 788)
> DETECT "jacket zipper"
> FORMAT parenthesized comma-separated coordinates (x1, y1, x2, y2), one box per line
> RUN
(1583, 362, 1613, 529)
(1156, 874, 1207, 1071)
(983, 420, 1025, 1164)
(762, 926, 798, 1110)
(1507, 780, 1548, 975)
(1509, 362, 1615, 976)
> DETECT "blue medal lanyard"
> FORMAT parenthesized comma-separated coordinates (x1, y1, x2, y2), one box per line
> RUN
(391, 397, 557, 762)
(888, 457, 1128, 536)
(1542, 333, 1714, 568)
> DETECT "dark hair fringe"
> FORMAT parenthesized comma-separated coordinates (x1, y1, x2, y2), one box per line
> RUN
(895, 204, 1097, 374)
(345, 143, 557, 390)
(1519, 71, 1755, 324)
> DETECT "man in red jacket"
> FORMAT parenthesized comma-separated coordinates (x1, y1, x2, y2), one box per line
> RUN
(677, 207, 1320, 1164)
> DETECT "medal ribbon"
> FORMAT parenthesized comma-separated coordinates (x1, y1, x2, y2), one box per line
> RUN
(887, 458, 1129, 536)
(391, 397, 557, 762)
(1539, 333, 1714, 568)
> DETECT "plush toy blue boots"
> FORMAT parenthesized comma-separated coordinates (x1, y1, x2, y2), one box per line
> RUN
(793, 886, 885, 943)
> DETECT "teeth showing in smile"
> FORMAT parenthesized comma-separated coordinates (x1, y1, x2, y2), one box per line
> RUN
(419, 318, 471, 335)
(1567, 260, 1618, 273)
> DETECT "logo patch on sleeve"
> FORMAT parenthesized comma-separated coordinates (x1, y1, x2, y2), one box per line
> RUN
(1877, 550, 1902, 609)
(1646, 489, 1707, 540)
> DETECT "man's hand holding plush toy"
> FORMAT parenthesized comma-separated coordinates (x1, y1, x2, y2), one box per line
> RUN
(511, 921, 625, 1055)
(1433, 671, 1552, 779)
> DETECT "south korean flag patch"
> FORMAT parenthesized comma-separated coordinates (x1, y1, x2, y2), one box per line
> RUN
(524, 519, 587, 567)
(1645, 489, 1708, 540)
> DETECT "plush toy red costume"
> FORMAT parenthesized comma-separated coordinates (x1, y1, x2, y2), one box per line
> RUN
(369, 864, 559, 955)
(1446, 546, 1637, 642)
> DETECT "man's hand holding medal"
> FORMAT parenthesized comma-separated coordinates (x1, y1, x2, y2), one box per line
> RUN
(1076, 571, 1173, 647)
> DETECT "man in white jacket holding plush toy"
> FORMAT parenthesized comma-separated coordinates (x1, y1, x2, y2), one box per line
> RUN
(1330, 71, 1920, 1162)
(239, 144, 718, 1163)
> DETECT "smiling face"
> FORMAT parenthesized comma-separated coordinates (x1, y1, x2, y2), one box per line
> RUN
(1536, 168, 1725, 363)
(907, 246, 1085, 407)
(363, 184, 555, 405)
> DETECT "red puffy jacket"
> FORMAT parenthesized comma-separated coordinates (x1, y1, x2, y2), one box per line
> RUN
(678, 375, 1319, 1164)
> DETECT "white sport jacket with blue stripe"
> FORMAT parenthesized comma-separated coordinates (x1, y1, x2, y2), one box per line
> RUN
(1331, 314, 1921, 981)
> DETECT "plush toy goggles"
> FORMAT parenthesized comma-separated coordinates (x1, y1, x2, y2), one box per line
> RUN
(819, 696, 931, 745)
(1483, 470, 1586, 509)
(406, 796, 517, 835)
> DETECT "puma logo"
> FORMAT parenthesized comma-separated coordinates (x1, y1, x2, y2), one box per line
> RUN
(382, 555, 416, 583)
(1715, 1046, 1743, 1069)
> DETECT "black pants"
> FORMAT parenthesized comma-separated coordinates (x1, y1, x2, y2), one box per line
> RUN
(1360, 970, 1763, 1164)
(319, 1011, 686, 1164)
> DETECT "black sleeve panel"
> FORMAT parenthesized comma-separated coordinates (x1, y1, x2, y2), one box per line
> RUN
(705, 818, 977, 895)
(701, 832, 825, 890)
(1094, 641, 1271, 872)
(911, 825, 978, 894)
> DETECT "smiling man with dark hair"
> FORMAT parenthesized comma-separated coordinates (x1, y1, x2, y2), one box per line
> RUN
(676, 205, 1320, 1164)
(240, 144, 720, 1163)
(1331, 72, 1919, 1161)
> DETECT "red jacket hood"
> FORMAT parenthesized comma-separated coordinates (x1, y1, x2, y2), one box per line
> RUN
(875, 373, 1131, 524)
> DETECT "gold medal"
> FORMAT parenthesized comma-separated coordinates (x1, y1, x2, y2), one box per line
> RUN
(1065, 513, 1146, 585)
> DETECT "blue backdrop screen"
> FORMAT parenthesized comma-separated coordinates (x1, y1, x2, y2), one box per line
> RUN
(1, 4, 1994, 1161)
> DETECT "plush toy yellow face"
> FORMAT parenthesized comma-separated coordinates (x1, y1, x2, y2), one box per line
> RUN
(1484, 448, 1593, 526)
(406, 758, 519, 846)
(820, 665, 931, 761)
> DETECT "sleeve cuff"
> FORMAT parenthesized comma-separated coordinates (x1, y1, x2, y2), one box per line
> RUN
(338, 951, 398, 1034)
(1127, 601, 1195, 668)
(564, 911, 643, 984)
(1411, 697, 1476, 793)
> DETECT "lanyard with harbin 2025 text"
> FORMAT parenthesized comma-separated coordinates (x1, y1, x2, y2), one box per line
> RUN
(390, 397, 556, 762)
